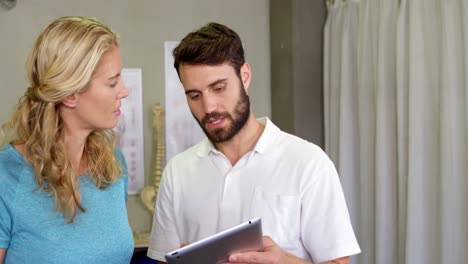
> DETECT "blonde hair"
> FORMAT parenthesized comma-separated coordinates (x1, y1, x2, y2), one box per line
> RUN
(1, 16, 122, 223)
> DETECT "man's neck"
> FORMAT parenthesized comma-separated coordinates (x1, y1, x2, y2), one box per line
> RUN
(215, 114, 265, 166)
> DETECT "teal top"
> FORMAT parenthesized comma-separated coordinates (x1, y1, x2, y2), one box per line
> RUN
(0, 144, 134, 263)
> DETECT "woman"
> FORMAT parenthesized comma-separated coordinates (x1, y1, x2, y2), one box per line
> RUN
(0, 16, 133, 263)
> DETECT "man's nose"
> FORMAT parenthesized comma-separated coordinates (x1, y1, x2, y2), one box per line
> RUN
(202, 94, 217, 114)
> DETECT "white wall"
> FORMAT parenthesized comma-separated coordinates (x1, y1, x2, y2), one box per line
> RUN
(0, 0, 270, 234)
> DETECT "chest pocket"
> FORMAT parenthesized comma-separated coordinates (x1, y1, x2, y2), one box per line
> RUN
(249, 187, 301, 250)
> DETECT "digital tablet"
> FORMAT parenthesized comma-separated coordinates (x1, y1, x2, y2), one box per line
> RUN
(164, 218, 263, 264)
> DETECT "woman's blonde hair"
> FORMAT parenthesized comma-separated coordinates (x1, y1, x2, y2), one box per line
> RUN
(1, 16, 122, 223)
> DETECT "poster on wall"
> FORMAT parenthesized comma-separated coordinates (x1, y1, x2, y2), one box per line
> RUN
(164, 41, 205, 162)
(115, 68, 145, 195)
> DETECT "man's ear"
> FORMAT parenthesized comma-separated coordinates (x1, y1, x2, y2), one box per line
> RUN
(240, 63, 252, 92)
(62, 94, 78, 109)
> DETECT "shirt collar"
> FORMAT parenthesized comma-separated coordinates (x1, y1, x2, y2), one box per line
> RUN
(194, 117, 281, 157)
(253, 117, 280, 154)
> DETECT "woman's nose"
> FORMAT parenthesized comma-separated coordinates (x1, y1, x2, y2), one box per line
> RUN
(119, 84, 129, 99)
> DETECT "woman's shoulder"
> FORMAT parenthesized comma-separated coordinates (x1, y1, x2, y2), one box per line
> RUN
(113, 147, 128, 176)
(0, 144, 30, 199)
(113, 147, 125, 162)
(0, 143, 27, 168)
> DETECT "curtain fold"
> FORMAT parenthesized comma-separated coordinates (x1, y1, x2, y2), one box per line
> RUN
(324, 0, 468, 263)
(438, 0, 467, 262)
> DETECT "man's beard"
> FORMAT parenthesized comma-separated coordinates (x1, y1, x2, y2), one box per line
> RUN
(195, 84, 250, 143)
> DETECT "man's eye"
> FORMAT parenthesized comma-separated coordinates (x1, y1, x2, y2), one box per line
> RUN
(190, 94, 200, 100)
(214, 86, 225, 92)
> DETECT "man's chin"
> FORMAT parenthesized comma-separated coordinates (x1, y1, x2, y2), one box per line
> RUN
(205, 129, 230, 143)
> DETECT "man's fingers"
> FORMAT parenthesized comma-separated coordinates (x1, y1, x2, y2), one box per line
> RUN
(262, 235, 276, 247)
(228, 251, 276, 263)
(180, 242, 190, 248)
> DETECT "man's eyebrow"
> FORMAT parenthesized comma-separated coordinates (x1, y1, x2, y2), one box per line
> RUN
(207, 78, 227, 88)
(184, 78, 228, 95)
(185, 89, 199, 95)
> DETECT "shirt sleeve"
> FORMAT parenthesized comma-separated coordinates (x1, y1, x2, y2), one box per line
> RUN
(0, 169, 15, 249)
(0, 199, 12, 249)
(300, 152, 361, 263)
(147, 163, 181, 261)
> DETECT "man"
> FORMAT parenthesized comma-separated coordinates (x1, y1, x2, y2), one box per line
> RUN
(147, 22, 361, 264)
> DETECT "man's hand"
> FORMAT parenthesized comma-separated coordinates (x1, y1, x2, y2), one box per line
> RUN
(225, 236, 350, 264)
(321, 257, 349, 264)
(225, 236, 311, 264)
(180, 242, 190, 247)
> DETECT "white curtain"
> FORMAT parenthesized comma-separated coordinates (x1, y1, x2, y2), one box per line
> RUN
(324, 0, 468, 263)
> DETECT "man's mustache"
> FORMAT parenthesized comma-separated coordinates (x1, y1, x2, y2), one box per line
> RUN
(202, 112, 229, 124)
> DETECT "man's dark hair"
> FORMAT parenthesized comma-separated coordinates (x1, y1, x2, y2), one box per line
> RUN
(173, 22, 245, 78)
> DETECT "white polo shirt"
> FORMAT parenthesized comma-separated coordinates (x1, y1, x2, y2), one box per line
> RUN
(148, 117, 360, 263)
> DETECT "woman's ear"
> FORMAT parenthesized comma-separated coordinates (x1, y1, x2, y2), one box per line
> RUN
(240, 63, 252, 92)
(62, 94, 78, 109)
